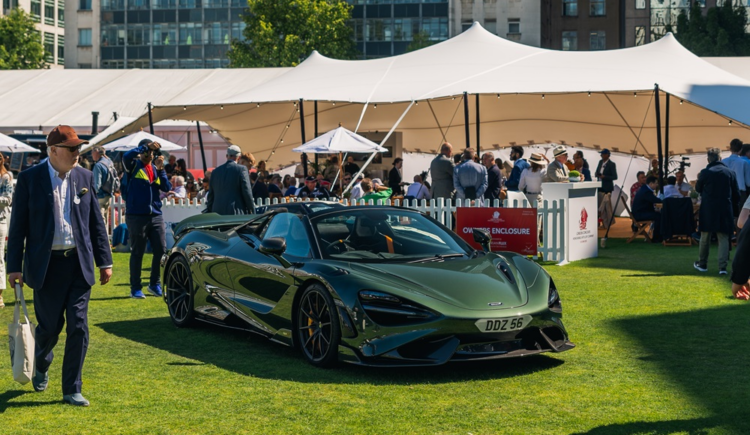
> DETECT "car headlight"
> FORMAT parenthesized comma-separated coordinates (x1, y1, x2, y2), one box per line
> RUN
(359, 290, 438, 326)
(548, 278, 562, 313)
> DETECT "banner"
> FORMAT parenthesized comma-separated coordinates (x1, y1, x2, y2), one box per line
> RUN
(455, 207, 537, 255)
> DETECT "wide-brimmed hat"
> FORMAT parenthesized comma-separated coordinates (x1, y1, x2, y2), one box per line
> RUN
(47, 125, 88, 148)
(552, 145, 567, 157)
(529, 152, 545, 165)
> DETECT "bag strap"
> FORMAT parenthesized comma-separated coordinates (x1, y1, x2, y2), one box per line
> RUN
(14, 284, 31, 325)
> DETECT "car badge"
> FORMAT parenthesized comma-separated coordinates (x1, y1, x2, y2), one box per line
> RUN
(488, 302, 503, 306)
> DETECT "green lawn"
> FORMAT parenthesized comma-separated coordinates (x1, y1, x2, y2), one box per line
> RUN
(0, 240, 747, 434)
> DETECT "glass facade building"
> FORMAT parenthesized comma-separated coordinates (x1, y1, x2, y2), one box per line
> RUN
(347, 0, 449, 59)
(100, 0, 247, 68)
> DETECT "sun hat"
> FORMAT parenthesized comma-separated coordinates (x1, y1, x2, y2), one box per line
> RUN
(528, 152, 545, 165)
(552, 145, 567, 157)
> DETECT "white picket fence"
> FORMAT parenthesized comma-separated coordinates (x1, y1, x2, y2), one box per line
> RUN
(108, 196, 566, 262)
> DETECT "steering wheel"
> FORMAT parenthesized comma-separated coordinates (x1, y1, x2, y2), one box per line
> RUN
(326, 238, 356, 254)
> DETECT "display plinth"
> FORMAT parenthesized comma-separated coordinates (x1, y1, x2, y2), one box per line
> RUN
(542, 181, 601, 264)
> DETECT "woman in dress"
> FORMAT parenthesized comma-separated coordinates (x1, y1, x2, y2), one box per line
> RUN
(518, 152, 546, 243)
(257, 160, 270, 179)
(0, 155, 13, 308)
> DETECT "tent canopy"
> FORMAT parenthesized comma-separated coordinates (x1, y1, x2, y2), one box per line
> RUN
(0, 68, 290, 130)
(293, 126, 387, 154)
(101, 131, 186, 151)
(83, 23, 750, 167)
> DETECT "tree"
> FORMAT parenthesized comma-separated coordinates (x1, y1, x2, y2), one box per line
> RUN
(672, 2, 750, 56)
(405, 30, 435, 53)
(228, 0, 358, 68)
(0, 8, 45, 69)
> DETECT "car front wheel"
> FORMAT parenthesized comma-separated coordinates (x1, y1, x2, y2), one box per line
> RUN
(296, 284, 341, 368)
(165, 255, 195, 328)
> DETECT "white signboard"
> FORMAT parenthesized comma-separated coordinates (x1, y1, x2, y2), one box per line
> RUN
(567, 194, 598, 262)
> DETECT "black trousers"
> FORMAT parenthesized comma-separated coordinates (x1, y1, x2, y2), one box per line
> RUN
(634, 211, 662, 241)
(34, 254, 91, 395)
(127, 214, 166, 290)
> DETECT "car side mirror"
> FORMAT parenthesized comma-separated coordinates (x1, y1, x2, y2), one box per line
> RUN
(260, 237, 286, 256)
(473, 228, 492, 252)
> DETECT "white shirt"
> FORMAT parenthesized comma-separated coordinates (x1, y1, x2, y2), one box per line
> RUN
(48, 160, 75, 250)
(662, 185, 684, 198)
(406, 182, 431, 200)
(171, 185, 187, 199)
(518, 167, 546, 194)
(350, 181, 364, 200)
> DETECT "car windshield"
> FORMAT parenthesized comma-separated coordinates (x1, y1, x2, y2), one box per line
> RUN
(311, 209, 471, 262)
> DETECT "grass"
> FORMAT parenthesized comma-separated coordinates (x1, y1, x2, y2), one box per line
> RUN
(0, 239, 747, 434)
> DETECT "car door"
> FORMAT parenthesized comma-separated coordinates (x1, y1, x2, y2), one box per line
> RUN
(224, 212, 313, 334)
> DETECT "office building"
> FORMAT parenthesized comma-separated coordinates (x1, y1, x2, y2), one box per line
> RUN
(65, 0, 248, 69)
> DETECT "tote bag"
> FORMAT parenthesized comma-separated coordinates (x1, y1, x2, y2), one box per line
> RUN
(8, 284, 35, 385)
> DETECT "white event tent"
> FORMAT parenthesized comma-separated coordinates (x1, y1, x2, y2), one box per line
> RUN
(87, 23, 750, 173)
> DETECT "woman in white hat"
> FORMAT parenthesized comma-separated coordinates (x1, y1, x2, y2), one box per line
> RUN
(519, 152, 547, 207)
(519, 152, 547, 244)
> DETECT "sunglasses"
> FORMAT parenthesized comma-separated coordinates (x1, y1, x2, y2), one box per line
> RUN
(55, 145, 82, 153)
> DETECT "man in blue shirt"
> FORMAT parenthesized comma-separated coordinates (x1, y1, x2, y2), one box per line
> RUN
(504, 146, 529, 191)
(723, 139, 750, 209)
(453, 148, 487, 201)
(122, 139, 171, 299)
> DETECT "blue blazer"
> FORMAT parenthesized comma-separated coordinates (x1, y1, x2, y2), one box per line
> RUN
(7, 163, 113, 290)
(632, 184, 662, 220)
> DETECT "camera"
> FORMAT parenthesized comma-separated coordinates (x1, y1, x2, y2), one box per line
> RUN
(153, 148, 162, 157)
(679, 156, 690, 172)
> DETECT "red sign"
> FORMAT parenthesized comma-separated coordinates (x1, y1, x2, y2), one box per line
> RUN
(455, 207, 538, 255)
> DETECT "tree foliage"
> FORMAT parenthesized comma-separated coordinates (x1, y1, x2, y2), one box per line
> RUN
(405, 30, 435, 53)
(0, 8, 45, 69)
(228, 0, 357, 68)
(673, 2, 750, 56)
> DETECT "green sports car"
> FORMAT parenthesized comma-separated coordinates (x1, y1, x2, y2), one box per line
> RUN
(161, 205, 574, 367)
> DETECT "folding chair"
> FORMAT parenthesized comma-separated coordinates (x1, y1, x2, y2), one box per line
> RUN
(620, 195, 652, 243)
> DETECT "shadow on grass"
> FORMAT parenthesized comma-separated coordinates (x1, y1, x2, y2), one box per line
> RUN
(97, 317, 564, 385)
(606, 305, 750, 434)
(572, 416, 732, 434)
(0, 390, 60, 412)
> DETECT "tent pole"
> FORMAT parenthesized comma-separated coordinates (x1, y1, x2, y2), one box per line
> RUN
(463, 92, 470, 149)
(344, 101, 416, 195)
(314, 101, 319, 170)
(654, 85, 664, 191)
(475, 94, 480, 155)
(665, 93, 670, 178)
(196, 121, 207, 173)
(147, 102, 154, 134)
(300, 99, 308, 177)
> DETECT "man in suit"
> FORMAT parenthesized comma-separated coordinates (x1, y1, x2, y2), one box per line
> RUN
(544, 145, 570, 183)
(8, 125, 112, 407)
(206, 144, 255, 215)
(122, 139, 171, 299)
(481, 152, 502, 201)
(595, 149, 618, 196)
(694, 148, 740, 274)
(632, 175, 663, 242)
(430, 142, 455, 200)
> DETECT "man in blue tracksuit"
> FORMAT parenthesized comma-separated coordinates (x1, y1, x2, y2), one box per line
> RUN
(122, 139, 171, 299)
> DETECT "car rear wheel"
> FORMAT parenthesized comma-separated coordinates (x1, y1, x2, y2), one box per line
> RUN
(296, 284, 341, 368)
(165, 256, 195, 327)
